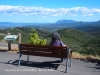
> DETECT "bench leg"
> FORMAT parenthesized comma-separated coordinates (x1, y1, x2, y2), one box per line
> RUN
(61, 58, 63, 62)
(65, 58, 68, 73)
(69, 58, 72, 67)
(18, 54, 22, 67)
(27, 55, 29, 61)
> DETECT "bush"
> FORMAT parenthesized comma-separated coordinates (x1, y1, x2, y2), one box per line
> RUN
(28, 29, 47, 45)
(78, 38, 100, 56)
(79, 47, 100, 56)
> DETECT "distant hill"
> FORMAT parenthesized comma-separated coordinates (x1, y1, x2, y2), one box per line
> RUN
(75, 26, 100, 32)
(0, 20, 100, 31)
(0, 20, 100, 34)
(57, 28, 95, 46)
(55, 19, 77, 23)
(0, 22, 42, 29)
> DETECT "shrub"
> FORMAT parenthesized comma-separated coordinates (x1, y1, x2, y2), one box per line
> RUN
(28, 29, 47, 45)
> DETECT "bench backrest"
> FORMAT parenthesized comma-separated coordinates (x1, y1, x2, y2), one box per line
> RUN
(19, 44, 68, 58)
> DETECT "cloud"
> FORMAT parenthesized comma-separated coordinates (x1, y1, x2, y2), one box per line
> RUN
(82, 14, 93, 17)
(0, 5, 100, 16)
(92, 8, 100, 13)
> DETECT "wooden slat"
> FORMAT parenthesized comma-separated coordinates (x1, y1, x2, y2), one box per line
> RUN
(20, 47, 67, 54)
(20, 47, 67, 50)
(20, 44, 67, 49)
(21, 51, 67, 58)
(21, 50, 67, 55)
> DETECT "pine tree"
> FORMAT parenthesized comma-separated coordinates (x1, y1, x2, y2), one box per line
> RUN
(28, 28, 47, 45)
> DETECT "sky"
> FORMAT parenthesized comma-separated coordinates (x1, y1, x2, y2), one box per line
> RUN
(0, 0, 100, 23)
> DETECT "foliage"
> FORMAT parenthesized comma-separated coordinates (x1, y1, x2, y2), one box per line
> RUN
(79, 38, 100, 56)
(28, 29, 47, 45)
(57, 28, 95, 47)
(0, 35, 5, 41)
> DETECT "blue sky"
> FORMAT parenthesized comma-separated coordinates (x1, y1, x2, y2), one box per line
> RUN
(0, 0, 100, 23)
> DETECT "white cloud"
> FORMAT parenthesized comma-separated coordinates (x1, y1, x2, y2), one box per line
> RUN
(82, 14, 93, 17)
(92, 8, 100, 13)
(0, 5, 100, 16)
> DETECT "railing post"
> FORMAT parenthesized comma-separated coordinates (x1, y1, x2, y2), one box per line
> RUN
(7, 33, 11, 51)
(8, 42, 11, 50)
(18, 33, 21, 44)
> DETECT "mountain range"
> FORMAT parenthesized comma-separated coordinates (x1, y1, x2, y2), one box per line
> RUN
(0, 19, 100, 32)
(55, 19, 77, 23)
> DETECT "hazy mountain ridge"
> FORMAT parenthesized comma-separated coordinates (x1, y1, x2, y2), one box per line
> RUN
(0, 19, 100, 33)
(0, 19, 100, 28)
(55, 19, 77, 23)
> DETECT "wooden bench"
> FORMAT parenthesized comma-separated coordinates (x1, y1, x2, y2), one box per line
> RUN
(18, 43, 72, 73)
